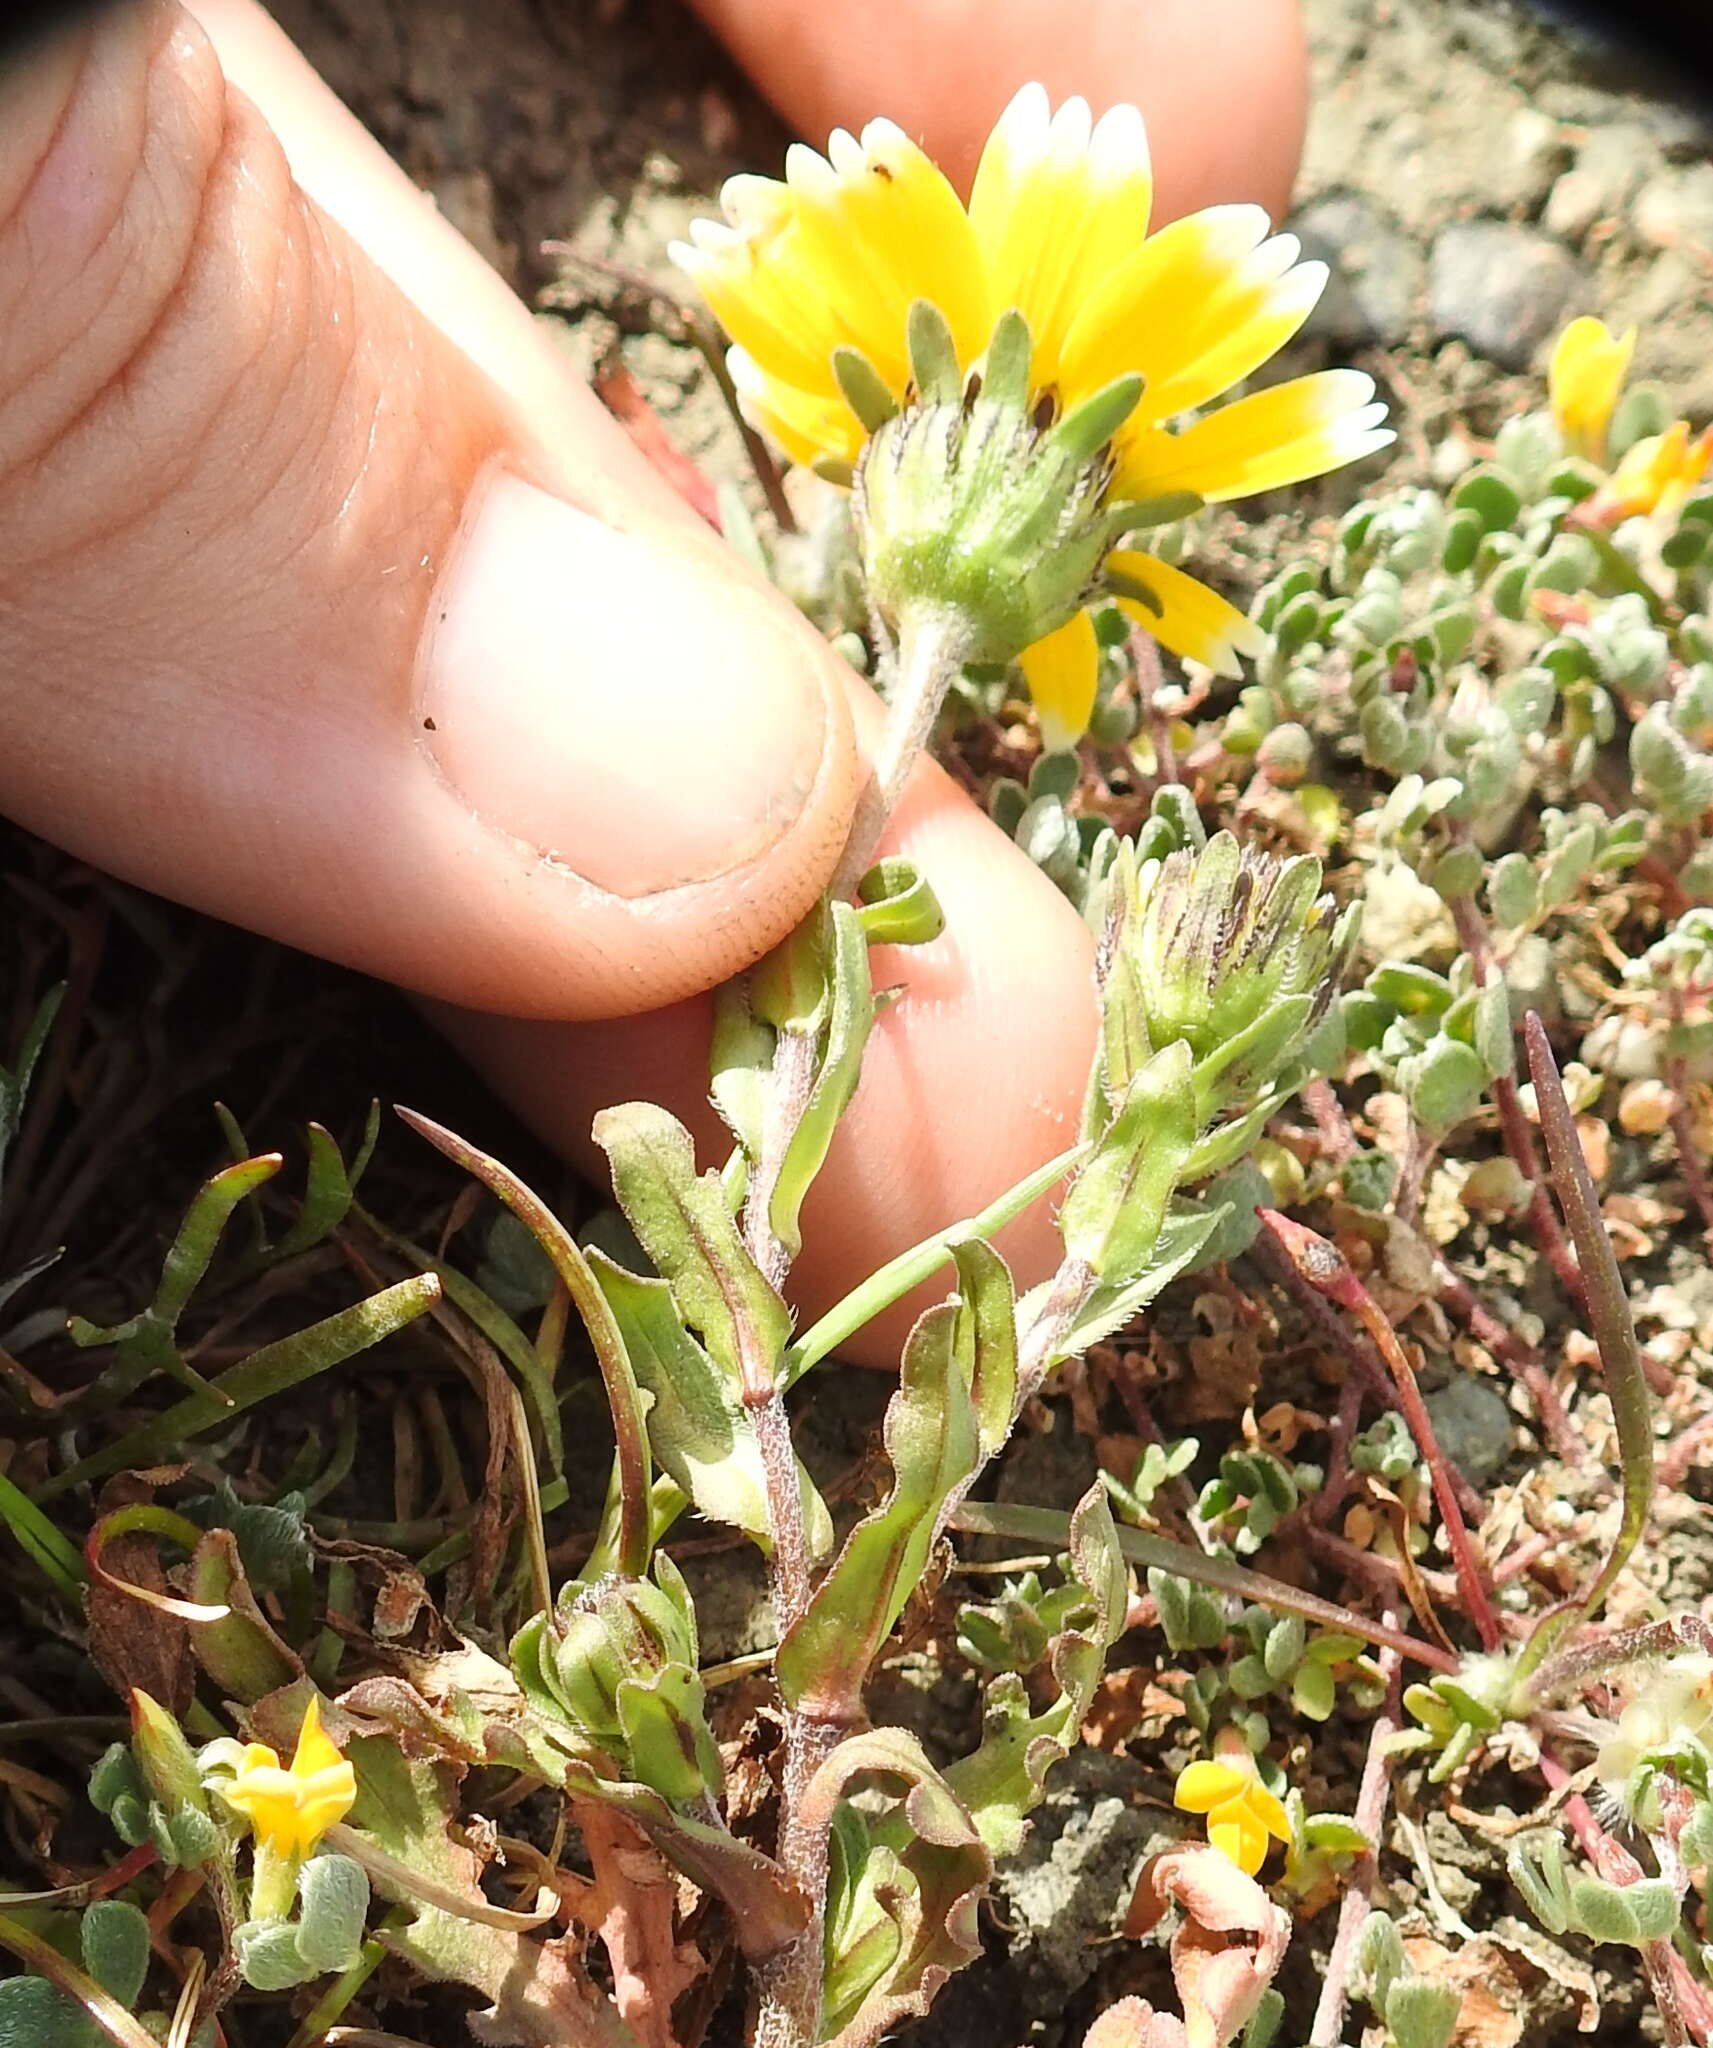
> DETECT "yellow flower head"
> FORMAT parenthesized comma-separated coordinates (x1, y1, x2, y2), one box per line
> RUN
(1173, 1739, 1290, 1875)
(1586, 418, 1713, 528)
(673, 85, 1391, 745)
(215, 1697, 356, 1859)
(1549, 315, 1635, 462)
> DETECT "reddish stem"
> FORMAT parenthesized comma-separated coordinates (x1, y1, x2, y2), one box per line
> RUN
(1261, 1211, 1502, 1652)
(1449, 895, 1586, 1304)
(1308, 1628, 1404, 2046)
(1252, 1221, 1485, 1526)
(1303, 1077, 1359, 1163)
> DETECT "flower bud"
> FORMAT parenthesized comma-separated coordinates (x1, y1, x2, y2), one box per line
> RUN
(129, 1689, 210, 1815)
(1102, 833, 1357, 1126)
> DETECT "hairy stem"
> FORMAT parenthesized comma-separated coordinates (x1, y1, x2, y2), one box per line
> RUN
(748, 609, 974, 2048)
(1309, 1627, 1403, 2046)
(830, 610, 973, 900)
(1515, 1014, 1654, 1690)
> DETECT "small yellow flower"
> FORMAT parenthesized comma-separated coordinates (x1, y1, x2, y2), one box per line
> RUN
(1549, 315, 1635, 462)
(674, 85, 1390, 744)
(1173, 1741, 1290, 1876)
(215, 1698, 356, 1859)
(1586, 418, 1713, 527)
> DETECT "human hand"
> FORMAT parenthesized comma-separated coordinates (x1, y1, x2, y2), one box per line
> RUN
(0, 0, 1307, 1358)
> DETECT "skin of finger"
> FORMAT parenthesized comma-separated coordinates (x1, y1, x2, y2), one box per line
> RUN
(684, 0, 1310, 221)
(0, 2, 858, 1018)
(428, 691, 1101, 1370)
(193, 0, 1108, 1354)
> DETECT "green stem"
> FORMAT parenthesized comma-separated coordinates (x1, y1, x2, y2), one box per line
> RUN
(249, 1840, 301, 1924)
(830, 610, 972, 901)
(947, 1501, 1458, 1670)
(749, 609, 975, 2048)
(286, 1929, 396, 2048)
(784, 1142, 1085, 1384)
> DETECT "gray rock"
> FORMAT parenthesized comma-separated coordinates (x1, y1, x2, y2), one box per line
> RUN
(1543, 122, 1656, 240)
(1634, 163, 1713, 254)
(994, 1749, 1162, 2004)
(1429, 220, 1587, 369)
(1502, 108, 1572, 217)
(1423, 1374, 1515, 1491)
(1294, 194, 1425, 345)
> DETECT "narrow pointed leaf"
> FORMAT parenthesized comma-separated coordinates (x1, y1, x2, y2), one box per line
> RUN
(1060, 1039, 1196, 1280)
(979, 308, 1032, 410)
(776, 1304, 979, 1719)
(770, 903, 875, 1259)
(590, 1252, 773, 1543)
(41, 1273, 441, 1500)
(709, 982, 774, 1163)
(593, 1102, 791, 1397)
(948, 1238, 1018, 1460)
(1105, 491, 1205, 535)
(399, 1110, 651, 1576)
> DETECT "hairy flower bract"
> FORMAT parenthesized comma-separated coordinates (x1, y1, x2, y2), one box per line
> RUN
(674, 85, 1392, 742)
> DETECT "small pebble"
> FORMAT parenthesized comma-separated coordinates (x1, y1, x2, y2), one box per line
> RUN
(1428, 220, 1587, 370)
(1619, 1078, 1678, 1135)
(1634, 163, 1713, 252)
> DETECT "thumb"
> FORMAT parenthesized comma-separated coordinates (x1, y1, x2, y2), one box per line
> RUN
(0, 1, 857, 1020)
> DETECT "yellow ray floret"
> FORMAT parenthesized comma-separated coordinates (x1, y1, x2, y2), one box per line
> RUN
(1018, 609, 1104, 751)
(673, 85, 1391, 738)
(1107, 552, 1270, 679)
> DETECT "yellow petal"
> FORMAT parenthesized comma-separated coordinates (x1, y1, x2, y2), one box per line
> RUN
(1107, 551, 1267, 678)
(1133, 245, 1329, 425)
(1174, 1759, 1251, 1813)
(825, 119, 991, 373)
(1057, 204, 1272, 411)
(1208, 1809, 1268, 1876)
(729, 348, 866, 470)
(1114, 370, 1392, 504)
(1549, 315, 1634, 460)
(675, 119, 988, 457)
(290, 1697, 343, 1782)
(1018, 608, 1102, 748)
(1246, 1780, 1292, 1844)
(672, 215, 849, 398)
(970, 87, 1153, 384)
(782, 128, 987, 387)
(1590, 420, 1711, 523)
